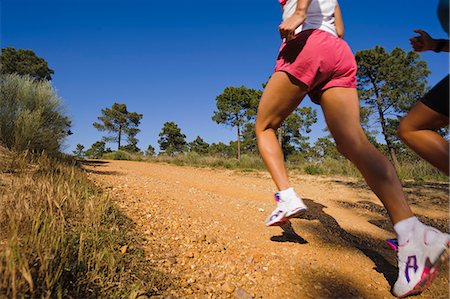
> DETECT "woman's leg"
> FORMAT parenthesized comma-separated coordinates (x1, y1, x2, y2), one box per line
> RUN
(320, 87, 413, 224)
(397, 102, 449, 175)
(255, 71, 308, 191)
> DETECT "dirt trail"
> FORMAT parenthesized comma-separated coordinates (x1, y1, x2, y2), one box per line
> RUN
(84, 160, 449, 299)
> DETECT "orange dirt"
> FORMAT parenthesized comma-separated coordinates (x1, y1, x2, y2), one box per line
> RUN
(84, 160, 449, 299)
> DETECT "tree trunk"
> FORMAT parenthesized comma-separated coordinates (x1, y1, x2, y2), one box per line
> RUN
(277, 127, 283, 146)
(118, 126, 122, 150)
(237, 122, 241, 160)
(373, 86, 400, 170)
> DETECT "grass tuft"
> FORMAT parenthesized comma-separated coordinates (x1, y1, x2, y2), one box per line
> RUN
(0, 149, 171, 298)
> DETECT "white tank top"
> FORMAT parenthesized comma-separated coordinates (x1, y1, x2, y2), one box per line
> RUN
(281, 0, 337, 36)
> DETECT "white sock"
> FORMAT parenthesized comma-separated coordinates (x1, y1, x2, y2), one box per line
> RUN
(278, 187, 298, 202)
(394, 216, 422, 245)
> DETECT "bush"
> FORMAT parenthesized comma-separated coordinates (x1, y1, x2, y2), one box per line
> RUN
(0, 74, 70, 153)
(303, 164, 322, 175)
(103, 150, 133, 160)
(149, 153, 265, 170)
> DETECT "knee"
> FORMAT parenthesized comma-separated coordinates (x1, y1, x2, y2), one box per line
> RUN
(254, 119, 278, 137)
(254, 121, 264, 138)
(397, 118, 413, 142)
(334, 135, 367, 159)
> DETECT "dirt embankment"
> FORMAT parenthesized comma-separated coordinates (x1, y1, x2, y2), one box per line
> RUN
(84, 160, 449, 299)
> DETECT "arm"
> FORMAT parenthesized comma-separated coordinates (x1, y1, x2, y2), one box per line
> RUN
(279, 0, 312, 40)
(410, 29, 449, 53)
(334, 2, 344, 38)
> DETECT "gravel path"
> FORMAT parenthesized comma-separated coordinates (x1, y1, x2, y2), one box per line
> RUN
(85, 160, 449, 299)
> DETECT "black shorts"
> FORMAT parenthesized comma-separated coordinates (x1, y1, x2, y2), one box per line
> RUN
(420, 75, 449, 117)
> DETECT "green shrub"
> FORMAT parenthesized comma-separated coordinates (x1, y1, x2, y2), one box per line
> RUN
(103, 150, 132, 160)
(303, 164, 322, 175)
(0, 74, 71, 153)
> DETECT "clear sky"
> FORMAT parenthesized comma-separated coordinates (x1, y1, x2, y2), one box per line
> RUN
(2, 0, 449, 153)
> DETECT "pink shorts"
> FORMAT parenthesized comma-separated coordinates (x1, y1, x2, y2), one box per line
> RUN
(275, 29, 357, 104)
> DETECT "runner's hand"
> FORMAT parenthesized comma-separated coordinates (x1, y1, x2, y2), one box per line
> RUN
(279, 12, 306, 40)
(409, 29, 435, 52)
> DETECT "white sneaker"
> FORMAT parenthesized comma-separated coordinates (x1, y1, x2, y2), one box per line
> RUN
(265, 189, 307, 227)
(392, 223, 449, 298)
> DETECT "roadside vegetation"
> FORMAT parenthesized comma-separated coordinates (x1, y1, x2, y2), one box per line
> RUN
(95, 149, 447, 182)
(0, 48, 171, 298)
(0, 149, 170, 298)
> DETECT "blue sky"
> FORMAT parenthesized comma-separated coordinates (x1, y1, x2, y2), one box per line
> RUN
(2, 0, 449, 153)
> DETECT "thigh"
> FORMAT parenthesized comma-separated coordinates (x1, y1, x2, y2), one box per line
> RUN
(420, 75, 449, 117)
(256, 71, 308, 130)
(401, 101, 449, 131)
(319, 87, 365, 141)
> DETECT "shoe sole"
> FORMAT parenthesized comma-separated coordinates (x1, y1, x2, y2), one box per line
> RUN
(266, 208, 307, 227)
(286, 207, 307, 218)
(397, 243, 449, 298)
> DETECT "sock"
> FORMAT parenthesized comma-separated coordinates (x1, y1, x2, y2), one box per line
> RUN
(394, 216, 422, 244)
(278, 187, 297, 202)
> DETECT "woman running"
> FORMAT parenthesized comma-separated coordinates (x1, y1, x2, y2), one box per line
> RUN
(255, 0, 449, 297)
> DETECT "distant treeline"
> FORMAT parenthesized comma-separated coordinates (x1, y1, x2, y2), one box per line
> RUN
(0, 46, 447, 180)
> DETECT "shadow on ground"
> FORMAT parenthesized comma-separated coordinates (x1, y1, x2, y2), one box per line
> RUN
(271, 197, 449, 298)
(271, 222, 308, 244)
(333, 179, 449, 208)
(80, 160, 124, 176)
(80, 160, 110, 166)
(339, 200, 449, 234)
(272, 198, 398, 288)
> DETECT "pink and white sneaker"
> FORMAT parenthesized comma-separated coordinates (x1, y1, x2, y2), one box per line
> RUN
(265, 188, 307, 227)
(390, 224, 449, 298)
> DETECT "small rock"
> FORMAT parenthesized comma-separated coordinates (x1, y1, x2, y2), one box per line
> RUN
(197, 284, 205, 291)
(120, 245, 128, 254)
(235, 288, 253, 299)
(215, 272, 226, 280)
(207, 237, 217, 244)
(222, 282, 235, 293)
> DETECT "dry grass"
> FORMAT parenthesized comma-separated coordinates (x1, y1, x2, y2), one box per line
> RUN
(149, 152, 265, 170)
(0, 149, 171, 298)
(141, 153, 446, 182)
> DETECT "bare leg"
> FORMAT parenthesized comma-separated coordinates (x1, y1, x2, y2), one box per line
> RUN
(398, 102, 449, 175)
(255, 72, 307, 191)
(320, 87, 413, 224)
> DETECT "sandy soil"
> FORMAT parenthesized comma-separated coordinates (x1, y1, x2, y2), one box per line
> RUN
(84, 160, 449, 299)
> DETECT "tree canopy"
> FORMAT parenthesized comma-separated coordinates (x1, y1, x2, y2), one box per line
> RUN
(188, 136, 210, 154)
(278, 107, 317, 158)
(212, 86, 262, 160)
(146, 144, 156, 156)
(84, 141, 106, 159)
(0, 48, 55, 81)
(356, 46, 430, 168)
(93, 103, 143, 150)
(158, 121, 187, 155)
